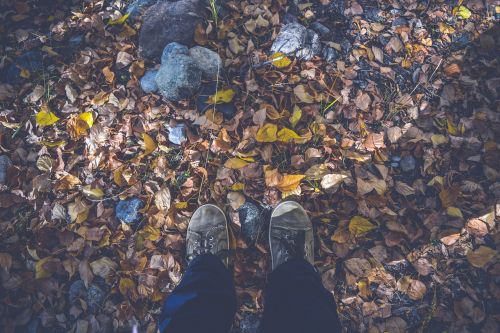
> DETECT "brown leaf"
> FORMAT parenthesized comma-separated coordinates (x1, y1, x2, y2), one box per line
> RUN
(90, 257, 117, 279)
(78, 259, 93, 288)
(467, 246, 496, 268)
(407, 279, 427, 300)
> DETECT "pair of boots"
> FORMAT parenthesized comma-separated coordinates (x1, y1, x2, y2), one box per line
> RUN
(187, 201, 313, 271)
(159, 201, 342, 333)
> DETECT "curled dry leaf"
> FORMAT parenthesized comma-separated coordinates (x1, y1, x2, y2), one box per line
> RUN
(154, 186, 171, 212)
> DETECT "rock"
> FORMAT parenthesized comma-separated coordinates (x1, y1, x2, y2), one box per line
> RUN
(238, 201, 265, 244)
(392, 17, 408, 27)
(310, 22, 331, 38)
(126, 0, 158, 18)
(3, 51, 43, 84)
(156, 53, 202, 101)
(139, 0, 204, 59)
(161, 42, 189, 64)
(196, 82, 237, 119)
(167, 123, 187, 145)
(322, 47, 338, 63)
(283, 13, 299, 24)
(239, 312, 261, 333)
(188, 46, 223, 79)
(400, 156, 416, 172)
(140, 69, 159, 93)
(0, 155, 12, 185)
(68, 280, 106, 314)
(270, 23, 322, 60)
(116, 197, 143, 224)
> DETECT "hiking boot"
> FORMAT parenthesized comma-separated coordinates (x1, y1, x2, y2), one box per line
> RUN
(186, 204, 230, 266)
(269, 201, 314, 271)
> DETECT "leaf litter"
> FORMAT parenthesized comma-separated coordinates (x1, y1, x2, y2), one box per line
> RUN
(0, 0, 499, 332)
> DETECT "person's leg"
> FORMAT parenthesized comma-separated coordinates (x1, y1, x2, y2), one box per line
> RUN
(260, 201, 341, 333)
(158, 253, 236, 333)
(260, 258, 341, 333)
(158, 204, 236, 333)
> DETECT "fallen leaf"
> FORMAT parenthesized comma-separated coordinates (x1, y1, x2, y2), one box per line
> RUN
(349, 216, 376, 236)
(407, 279, 427, 300)
(35, 104, 60, 127)
(270, 52, 292, 68)
(321, 174, 348, 190)
(294, 85, 314, 103)
(289, 106, 302, 128)
(143, 133, 157, 156)
(446, 206, 463, 218)
(90, 257, 117, 279)
(224, 157, 250, 169)
(108, 13, 130, 25)
(82, 186, 104, 200)
(453, 6, 472, 19)
(277, 174, 305, 192)
(154, 186, 171, 212)
(467, 246, 496, 268)
(277, 127, 301, 142)
(207, 88, 235, 104)
(256, 123, 278, 142)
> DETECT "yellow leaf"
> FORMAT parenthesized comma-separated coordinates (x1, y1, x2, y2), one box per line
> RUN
(349, 216, 376, 236)
(108, 13, 130, 25)
(447, 206, 463, 218)
(82, 186, 104, 200)
(231, 182, 245, 191)
(20, 68, 31, 78)
(119, 277, 136, 295)
(277, 127, 301, 142)
(438, 22, 455, 34)
(143, 133, 157, 156)
(175, 201, 188, 209)
(35, 104, 60, 127)
(224, 157, 250, 169)
(447, 119, 458, 135)
(256, 123, 278, 142)
(270, 52, 292, 68)
(41, 45, 59, 57)
(207, 88, 236, 104)
(452, 6, 472, 19)
(80, 111, 94, 127)
(431, 134, 448, 146)
(143, 225, 161, 241)
(39, 140, 66, 147)
(289, 106, 302, 128)
(277, 174, 305, 192)
(35, 257, 54, 279)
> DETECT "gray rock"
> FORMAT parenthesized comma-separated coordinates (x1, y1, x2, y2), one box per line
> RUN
(156, 54, 202, 101)
(167, 123, 187, 145)
(239, 312, 261, 333)
(400, 156, 416, 172)
(310, 22, 331, 38)
(126, 0, 158, 18)
(161, 42, 189, 64)
(140, 69, 159, 93)
(270, 23, 322, 60)
(116, 197, 143, 224)
(322, 47, 338, 63)
(139, 0, 203, 59)
(238, 201, 265, 245)
(188, 46, 223, 79)
(0, 155, 12, 185)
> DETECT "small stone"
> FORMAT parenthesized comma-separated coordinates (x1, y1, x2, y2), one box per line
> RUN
(400, 156, 416, 172)
(68, 280, 107, 314)
(188, 46, 223, 79)
(238, 201, 264, 245)
(239, 312, 261, 333)
(167, 123, 187, 145)
(156, 54, 202, 101)
(116, 197, 143, 224)
(392, 17, 408, 27)
(270, 23, 322, 60)
(310, 22, 331, 38)
(3, 51, 43, 84)
(140, 69, 158, 93)
(322, 47, 338, 63)
(0, 155, 12, 185)
(161, 42, 189, 64)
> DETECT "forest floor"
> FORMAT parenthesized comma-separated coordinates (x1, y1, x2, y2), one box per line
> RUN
(0, 0, 499, 332)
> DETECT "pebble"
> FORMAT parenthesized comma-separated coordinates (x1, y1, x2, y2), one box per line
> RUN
(238, 201, 264, 245)
(270, 23, 322, 60)
(310, 22, 331, 38)
(238, 312, 261, 333)
(392, 17, 408, 27)
(167, 123, 187, 145)
(0, 155, 12, 185)
(3, 51, 43, 84)
(68, 35, 84, 48)
(161, 42, 189, 64)
(68, 280, 106, 314)
(322, 47, 338, 63)
(116, 197, 143, 224)
(140, 69, 159, 93)
(400, 155, 416, 172)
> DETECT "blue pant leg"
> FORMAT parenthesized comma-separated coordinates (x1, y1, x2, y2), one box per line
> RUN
(159, 254, 236, 333)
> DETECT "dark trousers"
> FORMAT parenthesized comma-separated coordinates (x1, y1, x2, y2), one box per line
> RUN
(159, 254, 342, 333)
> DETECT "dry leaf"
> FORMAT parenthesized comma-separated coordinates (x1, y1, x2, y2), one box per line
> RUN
(143, 133, 157, 156)
(349, 216, 376, 236)
(277, 127, 301, 142)
(294, 85, 314, 103)
(256, 123, 278, 142)
(35, 103, 59, 127)
(270, 52, 292, 68)
(467, 246, 496, 268)
(154, 186, 171, 212)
